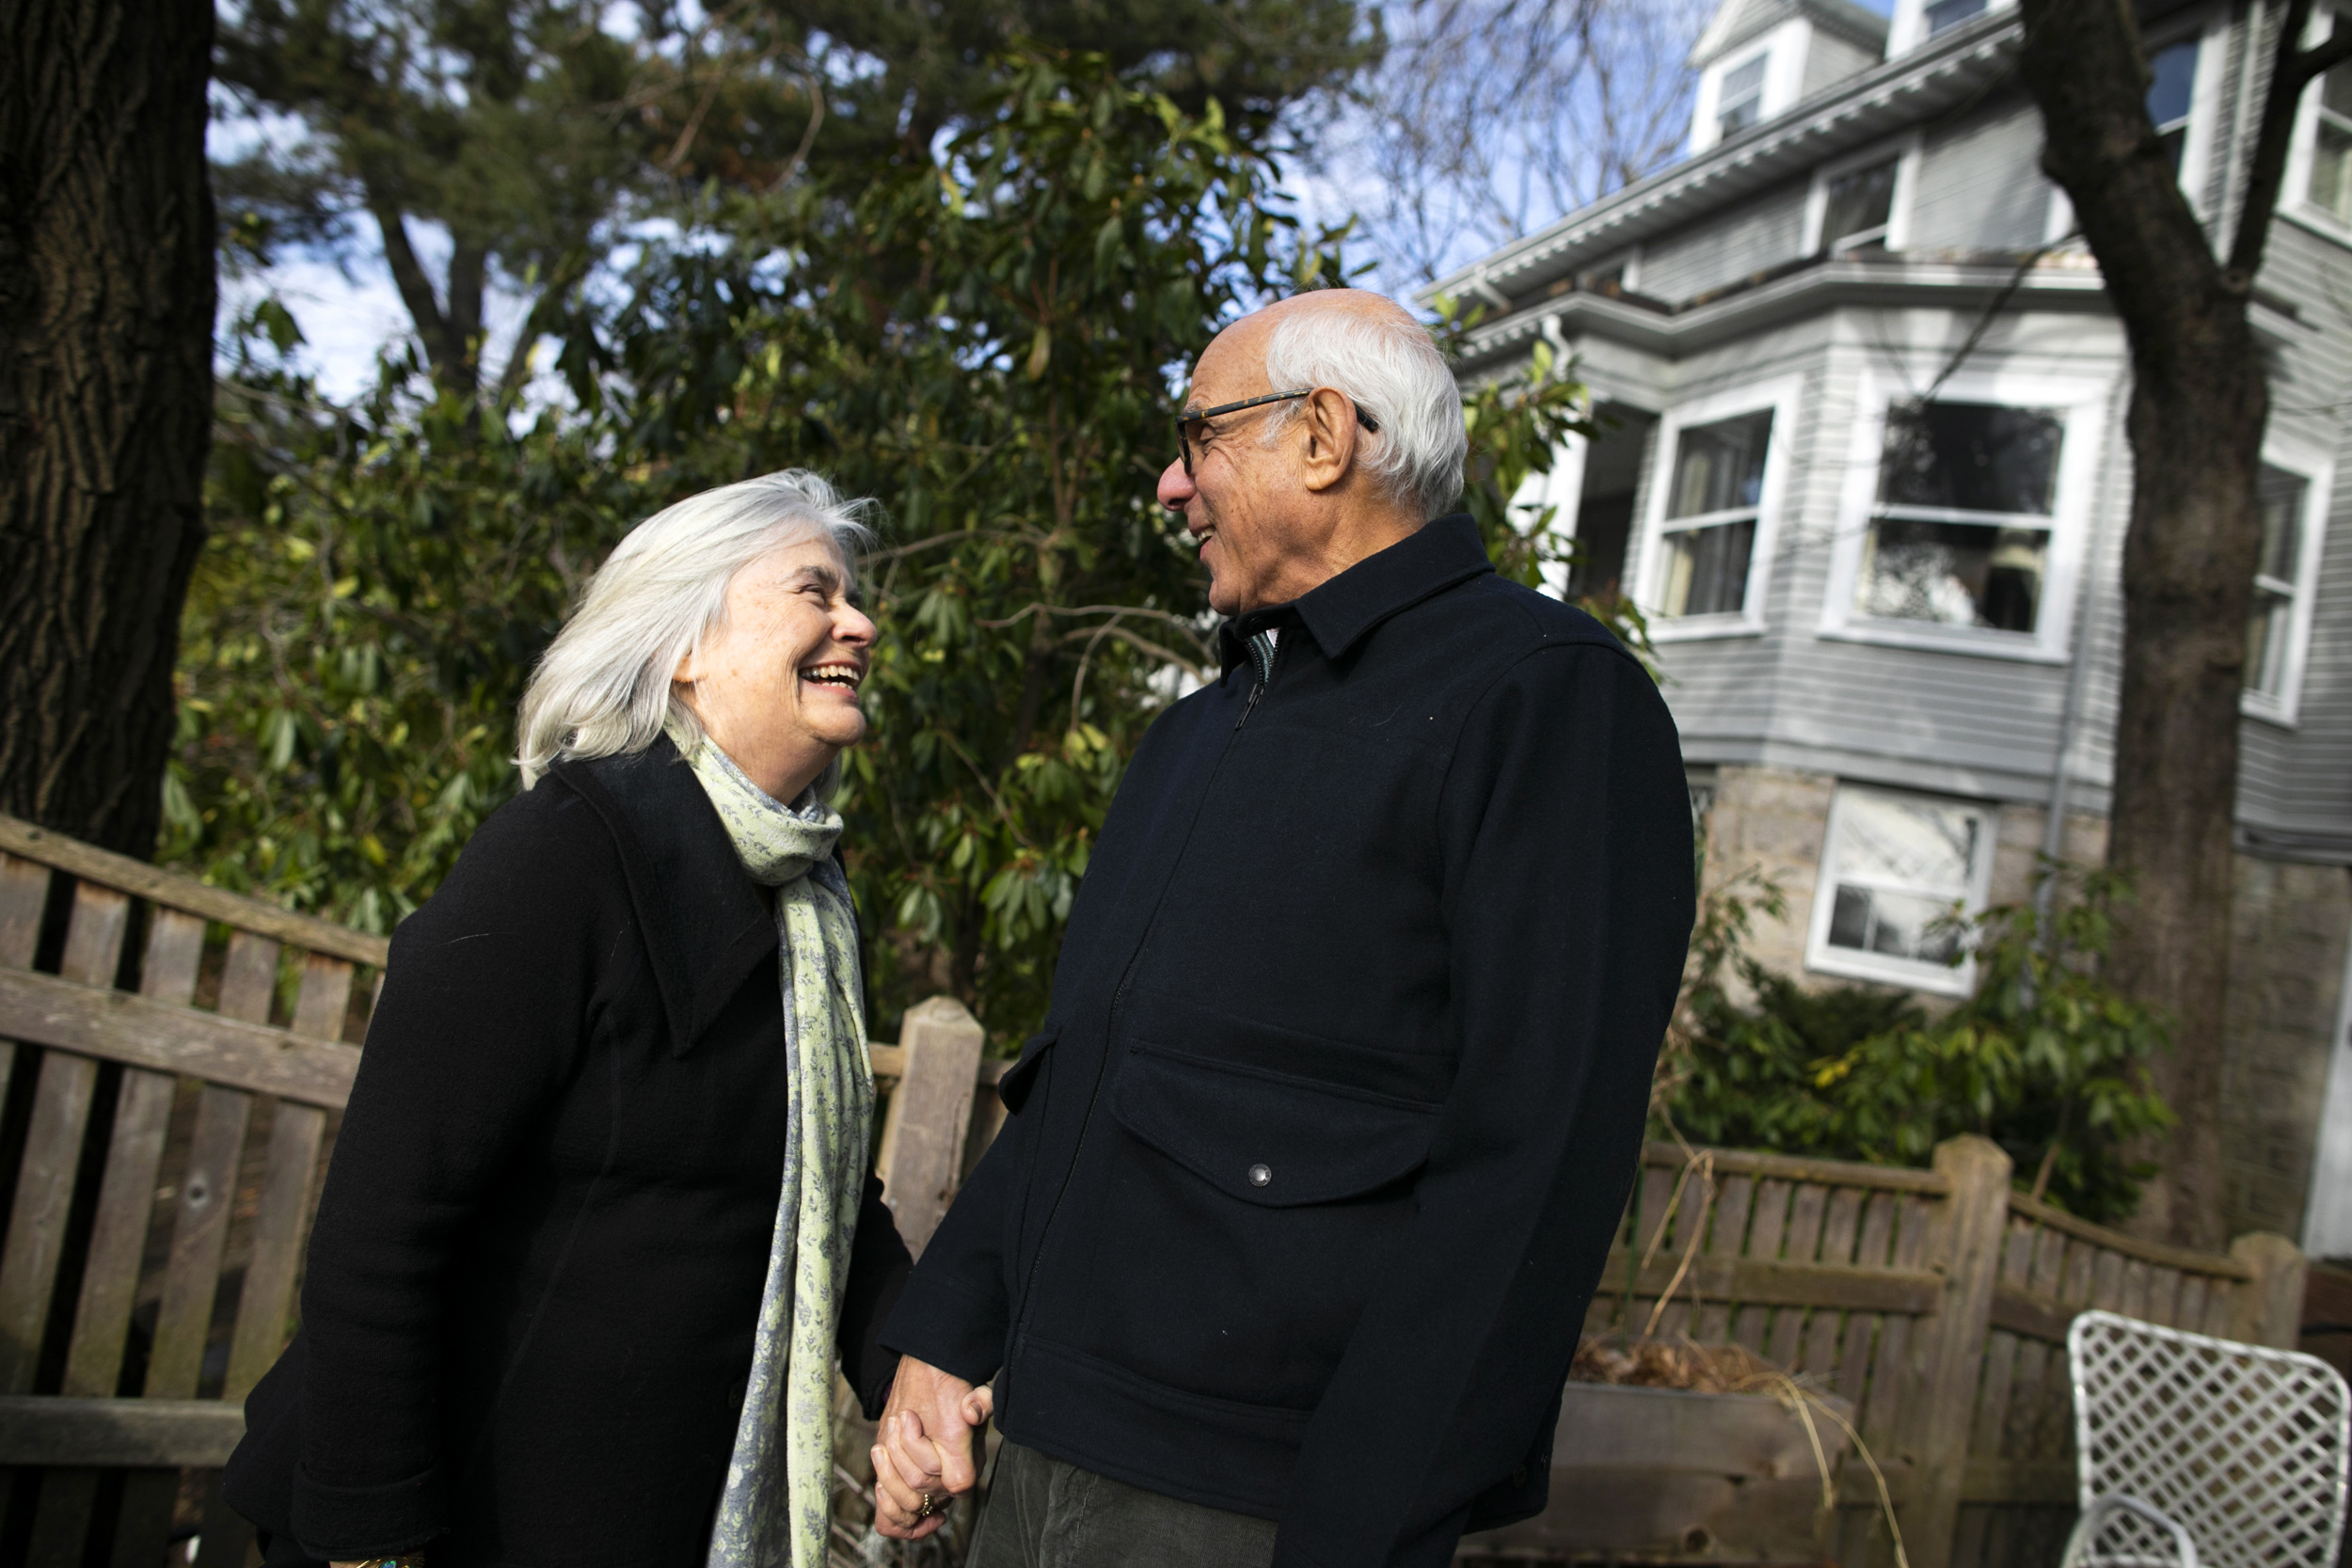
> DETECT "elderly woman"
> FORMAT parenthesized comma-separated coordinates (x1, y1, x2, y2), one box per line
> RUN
(226, 471, 915, 1568)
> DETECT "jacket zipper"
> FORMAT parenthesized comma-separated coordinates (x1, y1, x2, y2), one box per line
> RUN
(1004, 650, 1270, 1384)
(1234, 634, 1280, 731)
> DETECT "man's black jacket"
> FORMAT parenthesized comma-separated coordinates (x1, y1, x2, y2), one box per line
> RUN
(880, 515, 1695, 1568)
(223, 738, 912, 1565)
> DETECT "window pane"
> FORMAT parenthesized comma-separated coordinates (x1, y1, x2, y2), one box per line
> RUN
(1880, 403, 2065, 515)
(2310, 118, 2352, 219)
(1823, 159, 1898, 248)
(2247, 587, 2294, 697)
(2327, 58, 2352, 120)
(1718, 54, 1766, 135)
(2257, 464, 2307, 583)
(1835, 792, 1980, 893)
(1659, 518, 1756, 617)
(1924, 0, 1987, 35)
(1828, 886, 1966, 963)
(1857, 517, 2048, 631)
(1669, 411, 1773, 519)
(2147, 40, 2197, 131)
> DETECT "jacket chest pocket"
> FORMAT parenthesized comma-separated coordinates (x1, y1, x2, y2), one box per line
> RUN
(1109, 1044, 1437, 1206)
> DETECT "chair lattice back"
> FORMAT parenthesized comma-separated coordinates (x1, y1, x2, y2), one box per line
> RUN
(2068, 1308, 2351, 1568)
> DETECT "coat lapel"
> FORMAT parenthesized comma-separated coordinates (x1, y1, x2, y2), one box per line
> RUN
(555, 736, 781, 1056)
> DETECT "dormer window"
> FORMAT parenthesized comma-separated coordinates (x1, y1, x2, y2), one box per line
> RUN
(1888, 0, 2010, 55)
(1717, 53, 1769, 138)
(1923, 0, 1986, 34)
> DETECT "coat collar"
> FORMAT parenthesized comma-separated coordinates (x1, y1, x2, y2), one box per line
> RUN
(1216, 512, 1494, 676)
(553, 735, 780, 1057)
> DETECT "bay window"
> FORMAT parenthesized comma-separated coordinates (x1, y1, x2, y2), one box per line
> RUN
(1657, 409, 1772, 620)
(1854, 402, 2065, 636)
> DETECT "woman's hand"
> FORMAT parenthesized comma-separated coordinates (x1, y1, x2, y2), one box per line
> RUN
(870, 1356, 993, 1539)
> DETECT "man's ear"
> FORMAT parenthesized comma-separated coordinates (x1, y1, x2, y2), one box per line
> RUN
(1297, 388, 1360, 495)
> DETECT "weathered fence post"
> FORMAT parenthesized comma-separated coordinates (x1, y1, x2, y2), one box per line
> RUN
(879, 996, 986, 1258)
(1901, 1134, 2012, 1568)
(2227, 1231, 2309, 1350)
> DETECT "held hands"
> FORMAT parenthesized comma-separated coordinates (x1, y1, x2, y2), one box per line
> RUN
(870, 1355, 993, 1540)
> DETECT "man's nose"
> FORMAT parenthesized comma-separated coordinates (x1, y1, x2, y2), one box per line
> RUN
(1157, 455, 1195, 512)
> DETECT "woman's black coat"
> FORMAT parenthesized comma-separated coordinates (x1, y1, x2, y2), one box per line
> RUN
(224, 737, 912, 1567)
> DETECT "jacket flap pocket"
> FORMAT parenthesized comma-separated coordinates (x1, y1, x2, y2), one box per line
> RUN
(995, 1026, 1058, 1115)
(1111, 1046, 1435, 1208)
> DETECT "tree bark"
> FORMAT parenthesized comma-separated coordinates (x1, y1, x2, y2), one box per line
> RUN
(0, 0, 215, 857)
(2014, 0, 2325, 1247)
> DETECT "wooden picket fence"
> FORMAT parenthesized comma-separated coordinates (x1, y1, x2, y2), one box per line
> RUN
(1581, 1140, 2306, 1568)
(0, 811, 2311, 1568)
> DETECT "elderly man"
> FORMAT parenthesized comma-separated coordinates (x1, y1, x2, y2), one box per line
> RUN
(870, 289, 1694, 1567)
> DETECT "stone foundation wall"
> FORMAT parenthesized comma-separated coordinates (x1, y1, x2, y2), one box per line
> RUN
(2219, 857, 2352, 1242)
(1693, 764, 2351, 1242)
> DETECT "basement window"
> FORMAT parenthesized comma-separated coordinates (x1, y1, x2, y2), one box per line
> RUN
(1807, 786, 1994, 996)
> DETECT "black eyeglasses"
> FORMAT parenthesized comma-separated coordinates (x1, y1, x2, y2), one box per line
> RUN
(1174, 389, 1381, 475)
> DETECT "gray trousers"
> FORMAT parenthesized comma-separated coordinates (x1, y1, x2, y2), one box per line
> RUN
(967, 1440, 1279, 1568)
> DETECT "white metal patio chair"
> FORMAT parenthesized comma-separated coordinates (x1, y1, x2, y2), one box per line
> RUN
(2060, 1307, 2351, 1568)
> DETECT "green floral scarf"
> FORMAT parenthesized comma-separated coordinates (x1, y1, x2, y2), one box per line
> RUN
(683, 733, 874, 1568)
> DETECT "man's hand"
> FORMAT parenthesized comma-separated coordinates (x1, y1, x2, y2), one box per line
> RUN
(870, 1355, 993, 1540)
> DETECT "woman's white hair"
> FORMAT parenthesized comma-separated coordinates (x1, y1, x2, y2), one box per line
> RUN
(516, 470, 875, 789)
(1261, 295, 1468, 520)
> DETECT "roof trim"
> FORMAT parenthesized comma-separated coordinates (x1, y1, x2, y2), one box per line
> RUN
(1418, 11, 2021, 309)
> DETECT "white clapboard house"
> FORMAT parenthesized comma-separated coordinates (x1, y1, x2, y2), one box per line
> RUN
(1424, 0, 2352, 1253)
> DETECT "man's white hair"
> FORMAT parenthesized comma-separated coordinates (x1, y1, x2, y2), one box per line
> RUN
(516, 470, 874, 789)
(1261, 295, 1468, 520)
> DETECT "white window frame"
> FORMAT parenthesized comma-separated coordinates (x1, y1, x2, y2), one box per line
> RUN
(2285, 2, 2352, 240)
(1806, 784, 1999, 997)
(1803, 135, 1924, 255)
(2058, 11, 2225, 240)
(1819, 365, 2111, 663)
(2242, 440, 2334, 726)
(1689, 19, 1813, 153)
(1631, 374, 1803, 641)
(1887, 0, 2014, 56)
(2162, 11, 2228, 217)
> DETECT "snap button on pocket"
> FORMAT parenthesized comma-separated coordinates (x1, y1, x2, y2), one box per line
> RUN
(1248, 1164, 1272, 1187)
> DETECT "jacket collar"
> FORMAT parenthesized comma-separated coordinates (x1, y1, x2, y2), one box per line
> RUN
(552, 735, 780, 1057)
(1216, 512, 1494, 675)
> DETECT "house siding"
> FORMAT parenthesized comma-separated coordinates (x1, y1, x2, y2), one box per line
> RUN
(1801, 26, 1882, 102)
(1908, 94, 2057, 254)
(1633, 181, 1811, 304)
(1450, 0, 2352, 1270)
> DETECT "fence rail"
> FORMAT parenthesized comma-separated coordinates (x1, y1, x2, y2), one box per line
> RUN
(0, 812, 2310, 1568)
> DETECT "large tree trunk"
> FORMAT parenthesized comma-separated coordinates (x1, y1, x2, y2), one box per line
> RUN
(2016, 0, 2288, 1249)
(0, 0, 215, 857)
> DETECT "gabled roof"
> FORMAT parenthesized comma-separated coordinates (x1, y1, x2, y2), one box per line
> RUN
(1416, 10, 2017, 313)
(1692, 0, 1890, 69)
